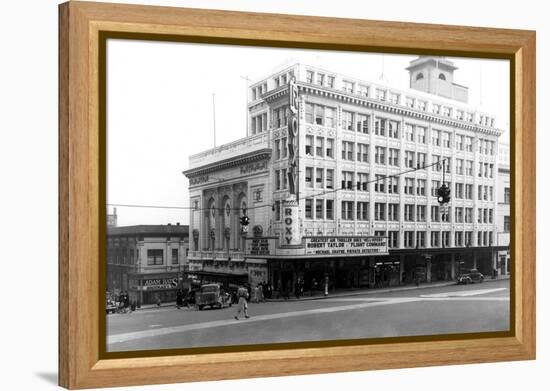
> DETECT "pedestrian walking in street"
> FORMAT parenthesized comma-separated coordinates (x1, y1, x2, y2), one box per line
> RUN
(176, 289, 184, 309)
(234, 286, 250, 320)
(257, 283, 265, 303)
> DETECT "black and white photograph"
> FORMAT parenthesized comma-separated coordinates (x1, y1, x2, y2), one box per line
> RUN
(105, 40, 511, 352)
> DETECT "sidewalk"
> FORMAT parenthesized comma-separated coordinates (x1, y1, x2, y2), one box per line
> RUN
(126, 275, 510, 309)
(265, 274, 510, 303)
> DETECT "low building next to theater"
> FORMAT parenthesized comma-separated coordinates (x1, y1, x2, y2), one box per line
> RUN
(106, 224, 189, 304)
(183, 57, 507, 294)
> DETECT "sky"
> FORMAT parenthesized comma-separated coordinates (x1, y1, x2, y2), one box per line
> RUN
(107, 39, 510, 226)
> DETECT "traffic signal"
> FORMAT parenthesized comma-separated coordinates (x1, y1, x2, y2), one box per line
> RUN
(437, 184, 451, 204)
(240, 215, 250, 226)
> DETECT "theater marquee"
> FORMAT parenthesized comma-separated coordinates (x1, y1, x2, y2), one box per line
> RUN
(304, 236, 389, 257)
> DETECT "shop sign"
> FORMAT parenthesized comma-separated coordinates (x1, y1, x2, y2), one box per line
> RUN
(246, 237, 276, 256)
(304, 236, 388, 257)
(142, 278, 178, 290)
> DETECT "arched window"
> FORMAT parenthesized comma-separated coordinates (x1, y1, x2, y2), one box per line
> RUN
(416, 72, 424, 80)
(438, 73, 446, 80)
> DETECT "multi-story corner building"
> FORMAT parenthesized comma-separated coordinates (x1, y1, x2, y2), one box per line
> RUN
(183, 57, 507, 292)
(496, 143, 511, 275)
(106, 224, 189, 304)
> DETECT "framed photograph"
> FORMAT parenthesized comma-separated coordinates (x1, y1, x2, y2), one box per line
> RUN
(59, 1, 536, 389)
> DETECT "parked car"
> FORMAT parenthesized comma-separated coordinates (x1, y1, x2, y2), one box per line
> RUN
(457, 269, 485, 284)
(195, 283, 232, 310)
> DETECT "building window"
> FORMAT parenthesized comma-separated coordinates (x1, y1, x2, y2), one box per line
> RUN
(504, 216, 510, 232)
(388, 120, 399, 138)
(405, 97, 415, 108)
(342, 171, 354, 190)
(147, 249, 163, 266)
(417, 153, 426, 169)
(416, 72, 424, 80)
(388, 231, 399, 248)
(375, 118, 386, 136)
(466, 160, 473, 176)
(326, 138, 334, 158)
(171, 248, 178, 265)
(343, 111, 354, 131)
(432, 129, 441, 146)
(439, 73, 446, 80)
(405, 151, 414, 168)
(316, 137, 324, 157)
(275, 140, 281, 160)
(388, 148, 399, 166)
(315, 199, 324, 219)
(356, 114, 369, 133)
(455, 207, 464, 223)
(404, 204, 415, 221)
(416, 232, 426, 248)
(465, 232, 473, 246)
(387, 177, 398, 194)
(377, 89, 386, 101)
(455, 134, 464, 150)
(442, 131, 451, 148)
(405, 124, 414, 142)
(275, 170, 281, 190)
(327, 76, 335, 88)
(281, 137, 287, 158)
(357, 173, 369, 192)
(326, 200, 334, 220)
(404, 231, 414, 248)
(375, 146, 386, 165)
(343, 80, 354, 93)
(358, 84, 369, 97)
(316, 73, 325, 86)
(389, 93, 400, 104)
(416, 179, 426, 196)
(465, 207, 473, 223)
(305, 199, 313, 219)
(315, 168, 324, 188)
(357, 143, 369, 162)
(357, 202, 369, 221)
(455, 183, 464, 199)
(375, 203, 386, 221)
(455, 231, 464, 247)
(375, 174, 386, 193)
(306, 70, 314, 83)
(342, 141, 354, 161)
(404, 177, 414, 195)
(305, 103, 336, 127)
(417, 205, 426, 222)
(431, 205, 440, 222)
(417, 126, 426, 144)
(275, 201, 281, 221)
(342, 201, 354, 220)
(282, 168, 288, 189)
(388, 204, 399, 221)
(326, 169, 334, 189)
(305, 135, 313, 156)
(442, 231, 450, 247)
(431, 231, 440, 247)
(504, 187, 510, 204)
(305, 167, 313, 188)
(456, 159, 464, 175)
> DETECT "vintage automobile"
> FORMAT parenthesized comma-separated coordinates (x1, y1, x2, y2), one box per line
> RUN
(195, 283, 232, 310)
(457, 269, 485, 284)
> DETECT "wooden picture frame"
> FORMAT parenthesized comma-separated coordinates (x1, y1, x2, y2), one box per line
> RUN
(59, 1, 536, 389)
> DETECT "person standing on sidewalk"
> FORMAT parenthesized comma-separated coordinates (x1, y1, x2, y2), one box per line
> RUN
(234, 286, 250, 320)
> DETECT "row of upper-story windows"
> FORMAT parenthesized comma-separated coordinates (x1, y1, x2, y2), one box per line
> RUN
(306, 70, 336, 89)
(251, 113, 268, 134)
(251, 83, 268, 101)
(272, 70, 295, 89)
(280, 67, 497, 127)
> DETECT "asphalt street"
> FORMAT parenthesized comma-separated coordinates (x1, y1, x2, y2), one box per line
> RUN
(107, 279, 509, 352)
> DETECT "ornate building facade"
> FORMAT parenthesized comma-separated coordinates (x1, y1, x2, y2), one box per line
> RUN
(183, 57, 507, 292)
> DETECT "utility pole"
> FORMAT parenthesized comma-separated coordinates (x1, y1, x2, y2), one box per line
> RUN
(240, 75, 252, 136)
(212, 93, 217, 148)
